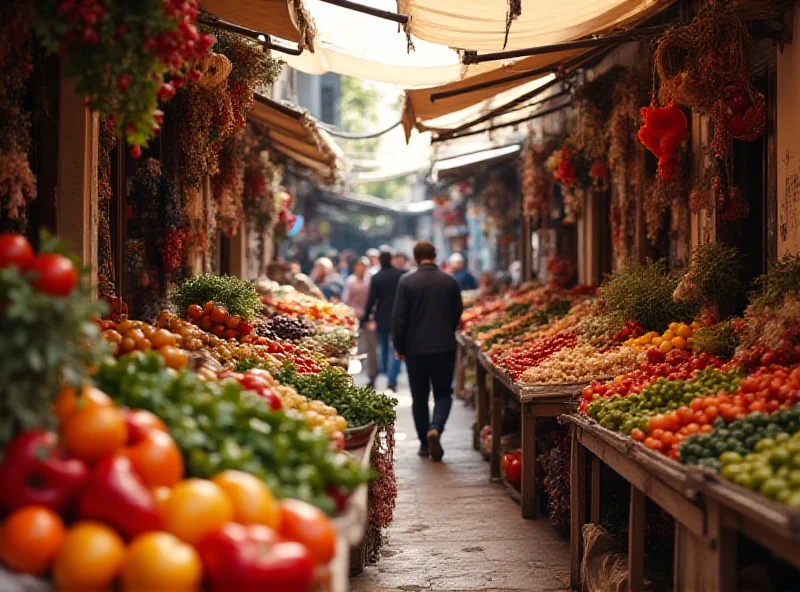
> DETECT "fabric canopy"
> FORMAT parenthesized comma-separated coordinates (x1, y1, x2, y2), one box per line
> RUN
(281, 0, 475, 87)
(397, 0, 661, 51)
(402, 48, 586, 139)
(199, 0, 316, 49)
(249, 95, 344, 181)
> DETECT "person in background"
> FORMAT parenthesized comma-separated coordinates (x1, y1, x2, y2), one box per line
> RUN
(477, 271, 497, 297)
(337, 250, 352, 279)
(392, 241, 463, 461)
(448, 253, 478, 291)
(312, 257, 344, 301)
(343, 257, 378, 387)
(362, 250, 405, 392)
(392, 252, 410, 271)
(366, 248, 381, 277)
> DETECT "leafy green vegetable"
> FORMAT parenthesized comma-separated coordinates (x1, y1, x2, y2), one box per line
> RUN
(599, 259, 698, 332)
(0, 263, 108, 445)
(272, 362, 397, 429)
(751, 254, 800, 311)
(675, 243, 743, 308)
(95, 353, 369, 514)
(171, 274, 262, 320)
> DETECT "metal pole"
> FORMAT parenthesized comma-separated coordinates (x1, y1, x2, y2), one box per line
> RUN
(319, 0, 409, 24)
(198, 18, 304, 55)
(460, 25, 667, 64)
(429, 46, 610, 103)
(424, 77, 566, 136)
(431, 101, 574, 143)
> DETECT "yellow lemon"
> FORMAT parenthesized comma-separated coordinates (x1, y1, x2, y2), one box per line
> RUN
(663, 330, 675, 341)
(669, 322, 679, 333)
(651, 336, 663, 347)
(676, 324, 693, 338)
(671, 336, 688, 350)
(660, 340, 674, 353)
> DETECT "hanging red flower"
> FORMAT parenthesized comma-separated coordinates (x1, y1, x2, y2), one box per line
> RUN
(160, 228, 186, 274)
(638, 105, 688, 182)
(589, 159, 609, 188)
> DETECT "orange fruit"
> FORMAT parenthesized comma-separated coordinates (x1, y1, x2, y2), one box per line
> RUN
(676, 323, 693, 338)
(212, 470, 281, 528)
(279, 499, 336, 564)
(660, 340, 674, 353)
(124, 430, 184, 488)
(161, 479, 233, 545)
(0, 506, 66, 575)
(671, 336, 688, 350)
(54, 385, 113, 422)
(61, 405, 128, 463)
(53, 522, 125, 589)
(121, 532, 201, 592)
(662, 330, 675, 341)
(651, 336, 663, 347)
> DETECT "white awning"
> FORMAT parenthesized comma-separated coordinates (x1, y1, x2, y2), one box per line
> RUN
(397, 0, 664, 52)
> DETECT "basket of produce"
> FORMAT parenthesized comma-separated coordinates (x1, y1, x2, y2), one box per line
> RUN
(344, 422, 376, 450)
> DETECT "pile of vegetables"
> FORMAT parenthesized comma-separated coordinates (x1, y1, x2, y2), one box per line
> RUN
(95, 354, 369, 513)
(172, 274, 262, 321)
(272, 362, 397, 429)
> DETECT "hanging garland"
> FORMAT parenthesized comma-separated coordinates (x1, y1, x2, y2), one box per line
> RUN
(159, 176, 186, 277)
(651, 1, 764, 222)
(608, 69, 649, 262)
(365, 426, 397, 563)
(212, 135, 246, 237)
(0, 1, 36, 225)
(643, 147, 690, 245)
(546, 144, 589, 225)
(34, 0, 213, 154)
(520, 137, 558, 225)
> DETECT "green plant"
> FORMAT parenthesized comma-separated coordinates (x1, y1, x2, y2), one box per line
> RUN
(272, 363, 397, 429)
(599, 259, 698, 332)
(171, 274, 261, 321)
(674, 243, 743, 307)
(750, 253, 800, 311)
(95, 353, 369, 514)
(0, 238, 108, 444)
(692, 322, 739, 358)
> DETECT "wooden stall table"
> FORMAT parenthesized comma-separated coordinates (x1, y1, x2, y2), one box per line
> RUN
(334, 425, 378, 589)
(479, 351, 585, 518)
(686, 469, 800, 592)
(565, 415, 710, 592)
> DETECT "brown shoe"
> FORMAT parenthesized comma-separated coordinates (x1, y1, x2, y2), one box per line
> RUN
(427, 428, 444, 462)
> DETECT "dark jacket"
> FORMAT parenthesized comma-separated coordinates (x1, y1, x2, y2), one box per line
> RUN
(361, 265, 406, 331)
(452, 268, 478, 291)
(392, 263, 464, 357)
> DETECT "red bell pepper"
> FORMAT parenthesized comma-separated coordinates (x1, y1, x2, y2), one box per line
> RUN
(197, 523, 315, 592)
(78, 454, 161, 538)
(0, 430, 88, 514)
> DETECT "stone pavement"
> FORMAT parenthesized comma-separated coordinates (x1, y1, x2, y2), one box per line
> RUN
(351, 375, 570, 592)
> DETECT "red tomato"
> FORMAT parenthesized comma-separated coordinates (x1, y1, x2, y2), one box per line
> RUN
(650, 428, 664, 440)
(125, 409, 168, 444)
(705, 405, 719, 420)
(506, 458, 522, 485)
(630, 428, 645, 442)
(660, 431, 675, 447)
(644, 437, 662, 451)
(278, 499, 336, 565)
(0, 233, 34, 270)
(28, 254, 78, 296)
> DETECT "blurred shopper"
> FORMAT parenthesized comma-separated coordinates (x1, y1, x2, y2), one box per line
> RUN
(366, 248, 381, 277)
(448, 253, 478, 291)
(337, 250, 353, 279)
(362, 250, 405, 392)
(312, 257, 344, 301)
(478, 271, 498, 297)
(344, 258, 378, 387)
(392, 252, 410, 271)
(392, 241, 463, 461)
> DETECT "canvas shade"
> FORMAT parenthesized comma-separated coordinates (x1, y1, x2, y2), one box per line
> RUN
(397, 0, 662, 51)
(199, 0, 317, 48)
(249, 95, 344, 181)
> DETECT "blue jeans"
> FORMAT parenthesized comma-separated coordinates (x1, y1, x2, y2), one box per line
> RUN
(377, 329, 401, 387)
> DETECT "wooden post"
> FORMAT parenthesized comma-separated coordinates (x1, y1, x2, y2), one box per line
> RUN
(570, 426, 587, 589)
(705, 500, 737, 592)
(455, 343, 465, 399)
(590, 454, 601, 523)
(475, 361, 489, 451)
(490, 376, 504, 480)
(628, 486, 646, 592)
(228, 224, 248, 279)
(521, 404, 537, 518)
(57, 74, 99, 293)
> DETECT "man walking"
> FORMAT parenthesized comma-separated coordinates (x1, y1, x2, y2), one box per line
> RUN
(362, 250, 405, 391)
(392, 241, 463, 461)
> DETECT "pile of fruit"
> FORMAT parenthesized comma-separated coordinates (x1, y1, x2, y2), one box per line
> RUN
(185, 301, 255, 341)
(261, 285, 356, 329)
(519, 343, 642, 384)
(257, 315, 315, 341)
(0, 382, 345, 591)
(625, 321, 700, 353)
(492, 330, 578, 380)
(98, 319, 189, 369)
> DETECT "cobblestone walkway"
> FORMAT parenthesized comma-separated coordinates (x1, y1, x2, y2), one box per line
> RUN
(351, 378, 570, 592)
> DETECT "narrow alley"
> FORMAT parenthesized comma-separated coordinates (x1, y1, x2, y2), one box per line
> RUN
(352, 381, 571, 592)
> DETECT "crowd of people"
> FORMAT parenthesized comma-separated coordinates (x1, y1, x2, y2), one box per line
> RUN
(286, 242, 509, 460)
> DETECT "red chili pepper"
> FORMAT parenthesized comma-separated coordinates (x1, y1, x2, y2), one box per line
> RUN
(78, 454, 161, 538)
(0, 431, 88, 515)
(197, 523, 315, 592)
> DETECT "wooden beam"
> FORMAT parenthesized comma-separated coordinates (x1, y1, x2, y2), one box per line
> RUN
(490, 376, 505, 480)
(570, 426, 587, 589)
(475, 361, 489, 451)
(228, 224, 247, 279)
(57, 73, 99, 294)
(521, 403, 537, 518)
(628, 486, 646, 592)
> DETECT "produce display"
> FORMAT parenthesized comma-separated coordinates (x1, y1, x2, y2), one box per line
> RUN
(0, 234, 398, 590)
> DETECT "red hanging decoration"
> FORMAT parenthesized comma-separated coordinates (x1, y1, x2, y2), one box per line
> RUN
(638, 105, 688, 182)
